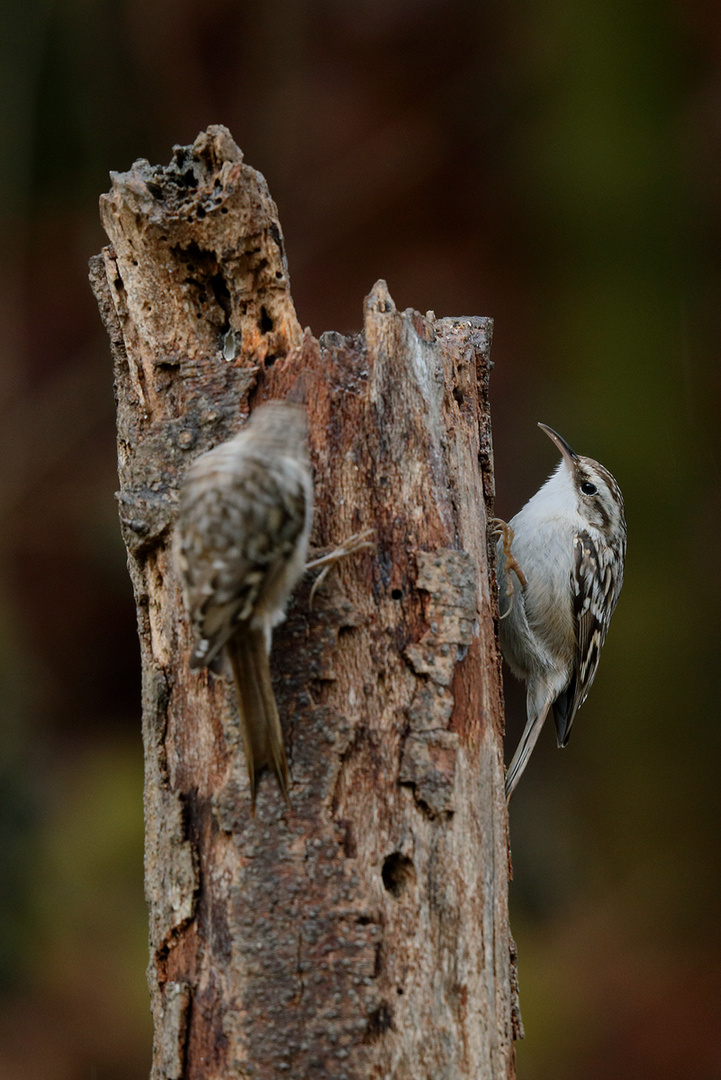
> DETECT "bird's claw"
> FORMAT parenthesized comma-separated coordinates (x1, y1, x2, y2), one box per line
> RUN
(306, 529, 375, 607)
(490, 518, 527, 619)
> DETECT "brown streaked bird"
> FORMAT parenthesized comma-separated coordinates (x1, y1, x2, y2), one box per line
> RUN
(495, 424, 626, 800)
(175, 401, 313, 812)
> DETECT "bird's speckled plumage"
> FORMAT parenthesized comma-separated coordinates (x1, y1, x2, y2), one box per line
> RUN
(497, 424, 626, 799)
(175, 401, 313, 810)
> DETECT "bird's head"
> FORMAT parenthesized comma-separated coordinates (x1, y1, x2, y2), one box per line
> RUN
(538, 423, 626, 541)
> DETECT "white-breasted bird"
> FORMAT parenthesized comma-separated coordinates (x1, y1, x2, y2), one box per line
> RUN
(496, 424, 626, 800)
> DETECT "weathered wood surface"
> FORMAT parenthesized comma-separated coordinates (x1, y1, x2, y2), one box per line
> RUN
(90, 125, 515, 1080)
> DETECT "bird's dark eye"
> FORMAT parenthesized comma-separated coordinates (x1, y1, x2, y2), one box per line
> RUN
(581, 481, 597, 496)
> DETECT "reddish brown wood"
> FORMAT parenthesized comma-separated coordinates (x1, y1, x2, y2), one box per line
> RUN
(90, 125, 516, 1080)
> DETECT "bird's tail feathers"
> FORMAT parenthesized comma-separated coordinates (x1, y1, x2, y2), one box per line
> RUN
(226, 627, 290, 813)
(551, 677, 576, 748)
(505, 691, 553, 801)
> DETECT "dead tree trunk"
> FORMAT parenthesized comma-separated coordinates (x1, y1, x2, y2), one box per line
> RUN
(90, 125, 517, 1080)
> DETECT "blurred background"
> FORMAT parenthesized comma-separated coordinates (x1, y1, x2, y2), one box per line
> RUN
(1, 1, 719, 1077)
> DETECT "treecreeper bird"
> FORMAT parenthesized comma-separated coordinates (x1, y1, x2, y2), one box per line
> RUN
(175, 401, 313, 812)
(496, 424, 626, 800)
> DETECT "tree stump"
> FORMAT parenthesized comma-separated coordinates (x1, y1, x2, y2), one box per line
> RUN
(90, 125, 516, 1080)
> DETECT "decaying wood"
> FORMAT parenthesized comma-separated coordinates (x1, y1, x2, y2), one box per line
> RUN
(90, 125, 516, 1080)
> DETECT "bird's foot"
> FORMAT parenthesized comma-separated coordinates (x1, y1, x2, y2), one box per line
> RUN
(306, 529, 375, 605)
(490, 518, 527, 618)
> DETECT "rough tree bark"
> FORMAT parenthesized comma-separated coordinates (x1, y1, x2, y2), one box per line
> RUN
(90, 125, 518, 1080)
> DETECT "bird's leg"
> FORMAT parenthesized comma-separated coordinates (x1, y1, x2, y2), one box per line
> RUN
(490, 518, 527, 619)
(305, 528, 375, 571)
(306, 529, 375, 606)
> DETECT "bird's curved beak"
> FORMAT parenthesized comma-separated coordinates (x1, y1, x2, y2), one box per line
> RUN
(538, 423, 578, 471)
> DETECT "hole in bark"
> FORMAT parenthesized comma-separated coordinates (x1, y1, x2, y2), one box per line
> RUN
(366, 1002, 393, 1040)
(381, 852, 414, 898)
(258, 305, 274, 333)
(221, 207, 228, 214)
(333, 819, 355, 858)
(396, 987, 404, 995)
(391, 588, 402, 600)
(210, 272, 232, 331)
(197, 206, 206, 219)
(269, 221, 285, 257)
(264, 354, 277, 368)
(453, 385, 464, 405)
